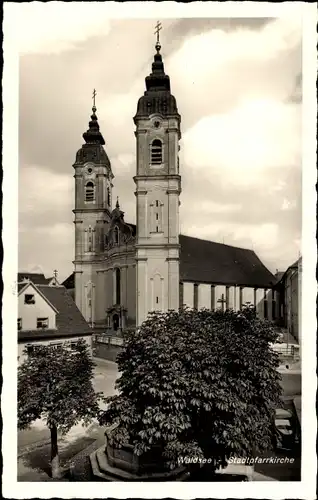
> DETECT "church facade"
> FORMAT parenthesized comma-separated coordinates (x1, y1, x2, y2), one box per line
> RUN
(70, 37, 276, 334)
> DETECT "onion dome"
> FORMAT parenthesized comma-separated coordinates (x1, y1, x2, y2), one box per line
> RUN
(134, 36, 179, 121)
(83, 105, 105, 145)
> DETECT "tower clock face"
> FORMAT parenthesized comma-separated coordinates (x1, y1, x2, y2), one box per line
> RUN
(152, 118, 161, 129)
(85, 164, 94, 175)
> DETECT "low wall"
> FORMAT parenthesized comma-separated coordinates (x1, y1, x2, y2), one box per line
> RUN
(93, 335, 123, 362)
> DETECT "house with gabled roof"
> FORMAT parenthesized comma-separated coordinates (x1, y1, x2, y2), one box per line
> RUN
(17, 277, 92, 364)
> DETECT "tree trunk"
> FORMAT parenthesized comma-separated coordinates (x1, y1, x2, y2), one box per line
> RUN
(50, 424, 61, 479)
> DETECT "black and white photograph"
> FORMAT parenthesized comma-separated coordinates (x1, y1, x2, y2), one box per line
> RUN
(2, 2, 316, 498)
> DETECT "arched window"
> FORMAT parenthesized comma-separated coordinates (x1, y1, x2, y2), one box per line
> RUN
(114, 226, 119, 245)
(85, 182, 95, 202)
(151, 139, 162, 165)
(115, 268, 121, 305)
(107, 187, 111, 206)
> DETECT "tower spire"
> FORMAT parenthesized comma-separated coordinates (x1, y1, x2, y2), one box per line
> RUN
(82, 89, 105, 145)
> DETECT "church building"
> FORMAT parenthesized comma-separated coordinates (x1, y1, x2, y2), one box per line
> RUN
(67, 33, 276, 335)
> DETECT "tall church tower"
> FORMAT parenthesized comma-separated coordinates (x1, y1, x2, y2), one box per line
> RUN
(134, 28, 182, 326)
(73, 96, 114, 325)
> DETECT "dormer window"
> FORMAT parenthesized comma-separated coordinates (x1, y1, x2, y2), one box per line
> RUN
(85, 182, 95, 202)
(151, 139, 162, 165)
(25, 294, 35, 305)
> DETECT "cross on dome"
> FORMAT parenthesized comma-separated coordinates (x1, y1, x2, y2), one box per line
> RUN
(92, 88, 97, 112)
(154, 20, 162, 53)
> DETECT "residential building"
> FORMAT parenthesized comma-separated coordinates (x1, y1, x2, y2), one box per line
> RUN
(17, 276, 92, 364)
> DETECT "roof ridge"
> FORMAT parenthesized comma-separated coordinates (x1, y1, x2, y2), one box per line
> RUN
(125, 222, 256, 253)
(179, 233, 255, 253)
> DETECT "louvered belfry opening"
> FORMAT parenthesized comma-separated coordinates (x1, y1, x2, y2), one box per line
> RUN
(151, 139, 162, 164)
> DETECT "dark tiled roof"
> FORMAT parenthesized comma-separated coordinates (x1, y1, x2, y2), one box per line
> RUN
(62, 233, 275, 289)
(18, 272, 51, 285)
(62, 273, 75, 289)
(37, 285, 92, 335)
(179, 234, 275, 288)
(18, 283, 28, 293)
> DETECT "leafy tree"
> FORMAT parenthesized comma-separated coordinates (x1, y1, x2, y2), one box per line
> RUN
(99, 306, 282, 471)
(18, 340, 105, 478)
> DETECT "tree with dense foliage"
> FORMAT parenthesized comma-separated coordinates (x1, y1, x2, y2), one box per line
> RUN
(99, 306, 282, 471)
(18, 340, 105, 478)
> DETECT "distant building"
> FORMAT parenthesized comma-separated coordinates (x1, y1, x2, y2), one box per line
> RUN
(275, 257, 302, 343)
(64, 35, 277, 335)
(17, 273, 92, 364)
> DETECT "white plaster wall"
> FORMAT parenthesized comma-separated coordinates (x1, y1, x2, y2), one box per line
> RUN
(18, 285, 56, 330)
(255, 288, 265, 317)
(227, 286, 235, 309)
(18, 335, 92, 365)
(242, 287, 255, 306)
(183, 282, 194, 308)
(198, 284, 211, 310)
(233, 286, 241, 311)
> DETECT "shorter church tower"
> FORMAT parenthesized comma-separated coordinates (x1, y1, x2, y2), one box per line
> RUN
(73, 93, 114, 325)
(134, 27, 182, 326)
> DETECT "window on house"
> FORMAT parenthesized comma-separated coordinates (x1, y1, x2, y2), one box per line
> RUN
(151, 140, 162, 165)
(155, 200, 159, 207)
(156, 213, 158, 220)
(18, 318, 22, 331)
(156, 226, 159, 232)
(37, 317, 49, 329)
(156, 296, 159, 304)
(24, 294, 35, 305)
(85, 182, 95, 202)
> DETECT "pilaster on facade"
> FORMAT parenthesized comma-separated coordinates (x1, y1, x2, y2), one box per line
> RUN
(133, 41, 181, 326)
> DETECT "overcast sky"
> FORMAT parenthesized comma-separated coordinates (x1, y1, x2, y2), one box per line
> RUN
(16, 4, 302, 282)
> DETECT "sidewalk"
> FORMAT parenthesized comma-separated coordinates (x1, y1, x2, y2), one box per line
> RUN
(18, 424, 105, 481)
(277, 360, 301, 374)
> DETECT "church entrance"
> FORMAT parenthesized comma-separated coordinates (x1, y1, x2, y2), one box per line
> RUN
(113, 313, 120, 332)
